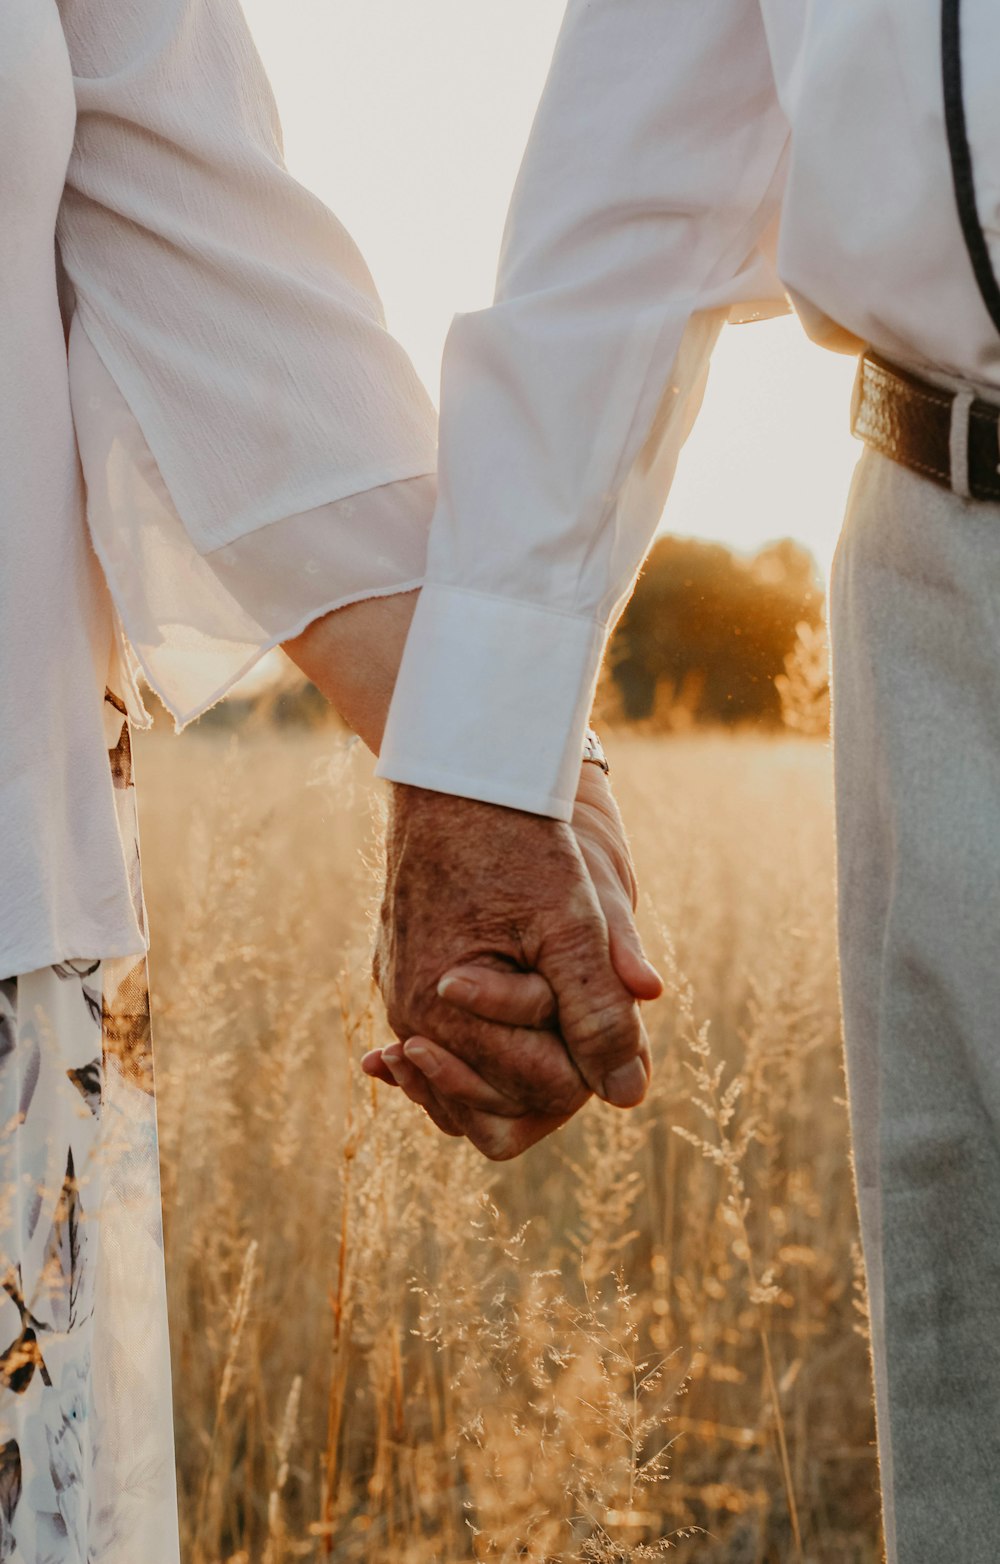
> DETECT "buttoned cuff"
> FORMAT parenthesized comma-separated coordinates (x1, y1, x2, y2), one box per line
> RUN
(376, 584, 607, 821)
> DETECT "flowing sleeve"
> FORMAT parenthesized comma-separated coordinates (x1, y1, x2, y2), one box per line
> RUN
(57, 0, 437, 725)
(376, 0, 789, 819)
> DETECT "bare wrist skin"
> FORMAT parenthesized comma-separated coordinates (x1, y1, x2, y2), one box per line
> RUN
(282, 589, 418, 754)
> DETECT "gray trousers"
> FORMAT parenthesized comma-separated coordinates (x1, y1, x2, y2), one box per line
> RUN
(831, 449, 1000, 1563)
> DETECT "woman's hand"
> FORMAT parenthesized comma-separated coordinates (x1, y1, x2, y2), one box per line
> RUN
(362, 760, 661, 1159)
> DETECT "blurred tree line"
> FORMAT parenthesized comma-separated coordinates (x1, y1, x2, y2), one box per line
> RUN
(601, 535, 829, 733)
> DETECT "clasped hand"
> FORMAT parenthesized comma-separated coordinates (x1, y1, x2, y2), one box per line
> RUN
(365, 765, 662, 1159)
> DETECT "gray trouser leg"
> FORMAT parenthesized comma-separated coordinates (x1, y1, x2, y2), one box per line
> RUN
(831, 450, 1000, 1563)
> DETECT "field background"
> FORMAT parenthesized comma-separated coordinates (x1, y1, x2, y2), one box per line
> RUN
(136, 722, 882, 1564)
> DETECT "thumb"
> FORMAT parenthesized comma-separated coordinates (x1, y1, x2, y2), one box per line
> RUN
(539, 908, 650, 1108)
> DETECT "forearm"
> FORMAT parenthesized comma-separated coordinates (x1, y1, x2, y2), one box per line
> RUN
(282, 590, 418, 754)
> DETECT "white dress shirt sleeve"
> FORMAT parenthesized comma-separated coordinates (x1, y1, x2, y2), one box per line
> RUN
(56, 0, 438, 722)
(377, 0, 790, 820)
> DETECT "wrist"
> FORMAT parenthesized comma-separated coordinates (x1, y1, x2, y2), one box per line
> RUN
(283, 589, 418, 754)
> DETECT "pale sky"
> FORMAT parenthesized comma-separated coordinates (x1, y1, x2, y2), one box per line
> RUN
(242, 0, 861, 577)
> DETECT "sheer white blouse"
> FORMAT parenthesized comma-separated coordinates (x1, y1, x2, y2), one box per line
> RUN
(2, 0, 437, 977)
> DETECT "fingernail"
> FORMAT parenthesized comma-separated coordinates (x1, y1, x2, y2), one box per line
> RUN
(403, 1040, 439, 1077)
(360, 1050, 382, 1075)
(437, 975, 477, 1004)
(383, 1052, 407, 1085)
(602, 1058, 648, 1108)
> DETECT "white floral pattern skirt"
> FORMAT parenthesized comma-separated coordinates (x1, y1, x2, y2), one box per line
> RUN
(0, 691, 179, 1563)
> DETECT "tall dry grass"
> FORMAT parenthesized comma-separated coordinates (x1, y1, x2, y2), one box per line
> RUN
(135, 722, 881, 1564)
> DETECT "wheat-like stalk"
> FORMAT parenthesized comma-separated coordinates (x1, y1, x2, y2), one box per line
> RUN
(138, 722, 879, 1564)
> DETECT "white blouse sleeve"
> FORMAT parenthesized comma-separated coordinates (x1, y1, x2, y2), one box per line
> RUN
(56, 0, 437, 723)
(377, 0, 789, 820)
(67, 325, 435, 728)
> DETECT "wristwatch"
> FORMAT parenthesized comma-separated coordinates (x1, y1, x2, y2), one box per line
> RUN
(582, 726, 610, 775)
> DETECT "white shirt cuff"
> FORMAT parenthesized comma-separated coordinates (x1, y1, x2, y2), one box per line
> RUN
(376, 584, 607, 821)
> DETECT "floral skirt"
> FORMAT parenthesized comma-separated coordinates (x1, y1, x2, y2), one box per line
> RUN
(0, 691, 179, 1562)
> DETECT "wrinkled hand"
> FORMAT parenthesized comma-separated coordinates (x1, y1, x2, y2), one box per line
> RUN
(366, 764, 661, 1159)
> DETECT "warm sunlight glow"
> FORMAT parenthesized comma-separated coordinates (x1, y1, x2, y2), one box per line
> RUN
(244, 0, 861, 577)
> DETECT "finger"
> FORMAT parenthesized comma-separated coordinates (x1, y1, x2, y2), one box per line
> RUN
(403, 1037, 533, 1116)
(539, 911, 651, 1109)
(437, 967, 557, 1029)
(591, 877, 664, 1002)
(573, 772, 639, 910)
(391, 1043, 587, 1159)
(381, 1048, 465, 1137)
(609, 927, 663, 1003)
(388, 1044, 569, 1156)
(361, 1048, 399, 1086)
(410, 1012, 587, 1116)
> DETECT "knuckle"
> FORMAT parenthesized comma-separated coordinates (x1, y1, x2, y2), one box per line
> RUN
(528, 988, 556, 1029)
(506, 1051, 581, 1115)
(481, 1141, 513, 1164)
(487, 974, 553, 1030)
(544, 914, 607, 971)
(522, 1084, 576, 1120)
(520, 1055, 586, 1116)
(476, 1122, 524, 1162)
(548, 1073, 588, 1114)
(565, 999, 640, 1063)
(426, 1007, 488, 1062)
(477, 973, 513, 1018)
(486, 1071, 544, 1115)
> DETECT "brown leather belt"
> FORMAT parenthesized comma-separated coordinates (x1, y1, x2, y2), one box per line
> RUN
(851, 350, 1000, 502)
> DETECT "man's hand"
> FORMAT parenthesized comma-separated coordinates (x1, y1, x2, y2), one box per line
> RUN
(285, 596, 659, 1157)
(366, 763, 661, 1158)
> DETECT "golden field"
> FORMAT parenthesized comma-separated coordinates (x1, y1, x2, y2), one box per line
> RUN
(135, 722, 881, 1564)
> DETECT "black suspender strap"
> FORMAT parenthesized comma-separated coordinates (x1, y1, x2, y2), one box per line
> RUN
(942, 0, 1000, 336)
